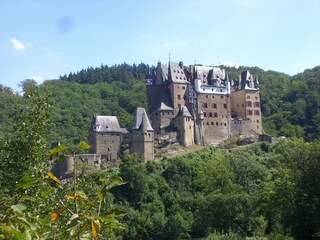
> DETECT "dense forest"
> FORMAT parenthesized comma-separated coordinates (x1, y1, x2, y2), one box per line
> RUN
(0, 63, 319, 239)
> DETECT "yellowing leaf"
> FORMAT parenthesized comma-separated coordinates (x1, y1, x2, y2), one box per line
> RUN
(64, 191, 87, 200)
(50, 207, 65, 222)
(48, 145, 69, 155)
(79, 141, 91, 149)
(47, 172, 61, 185)
(91, 219, 100, 238)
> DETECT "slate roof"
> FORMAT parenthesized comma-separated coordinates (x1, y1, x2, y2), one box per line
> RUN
(156, 88, 173, 111)
(93, 116, 122, 133)
(160, 64, 169, 82)
(194, 65, 212, 82)
(132, 107, 153, 131)
(240, 70, 256, 89)
(177, 106, 193, 118)
(169, 62, 188, 84)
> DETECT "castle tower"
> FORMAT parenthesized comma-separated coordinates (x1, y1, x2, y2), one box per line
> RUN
(168, 61, 189, 115)
(130, 107, 154, 162)
(172, 106, 194, 146)
(89, 115, 125, 164)
(230, 71, 262, 134)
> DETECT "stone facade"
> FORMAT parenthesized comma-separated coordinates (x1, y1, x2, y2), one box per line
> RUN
(89, 108, 154, 163)
(89, 115, 126, 165)
(172, 106, 194, 146)
(52, 154, 100, 179)
(146, 60, 263, 145)
(130, 107, 154, 162)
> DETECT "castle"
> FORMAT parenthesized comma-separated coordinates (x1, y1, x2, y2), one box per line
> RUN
(53, 60, 263, 178)
(146, 61, 262, 146)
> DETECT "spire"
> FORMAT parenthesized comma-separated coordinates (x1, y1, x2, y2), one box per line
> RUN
(132, 107, 153, 131)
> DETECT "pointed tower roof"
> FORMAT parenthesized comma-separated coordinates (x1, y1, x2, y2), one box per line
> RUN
(174, 105, 193, 119)
(132, 107, 153, 131)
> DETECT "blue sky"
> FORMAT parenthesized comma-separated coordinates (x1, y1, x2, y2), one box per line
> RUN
(1, 0, 320, 90)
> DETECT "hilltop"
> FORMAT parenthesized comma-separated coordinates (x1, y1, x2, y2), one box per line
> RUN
(0, 63, 320, 147)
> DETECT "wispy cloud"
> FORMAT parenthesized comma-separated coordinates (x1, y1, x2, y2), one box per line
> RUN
(10, 38, 26, 50)
(222, 61, 240, 69)
(29, 76, 44, 82)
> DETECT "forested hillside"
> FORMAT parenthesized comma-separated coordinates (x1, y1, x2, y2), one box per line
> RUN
(0, 63, 320, 145)
(0, 63, 320, 144)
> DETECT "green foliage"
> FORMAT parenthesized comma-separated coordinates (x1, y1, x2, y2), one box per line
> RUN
(0, 87, 51, 192)
(0, 89, 126, 239)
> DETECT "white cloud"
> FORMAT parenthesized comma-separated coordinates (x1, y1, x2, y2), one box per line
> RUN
(222, 61, 240, 69)
(10, 38, 26, 50)
(29, 76, 44, 82)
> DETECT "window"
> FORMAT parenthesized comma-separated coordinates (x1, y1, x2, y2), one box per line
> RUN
(254, 110, 260, 116)
(213, 103, 217, 108)
(203, 103, 208, 108)
(177, 94, 181, 100)
(247, 96, 250, 99)
(257, 120, 259, 123)
(248, 110, 253, 115)
(254, 102, 260, 107)
(211, 122, 214, 125)
(203, 112, 207, 117)
(206, 95, 208, 98)
(207, 122, 209, 125)
(220, 96, 223, 99)
(224, 103, 227, 109)
(242, 103, 244, 107)
(224, 123, 227, 126)
(216, 122, 218, 126)
(209, 112, 213, 117)
(182, 86, 185, 90)
(247, 101, 252, 107)
(214, 112, 218, 118)
(255, 96, 258, 100)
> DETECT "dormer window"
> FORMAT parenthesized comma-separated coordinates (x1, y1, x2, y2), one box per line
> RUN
(93, 124, 100, 131)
